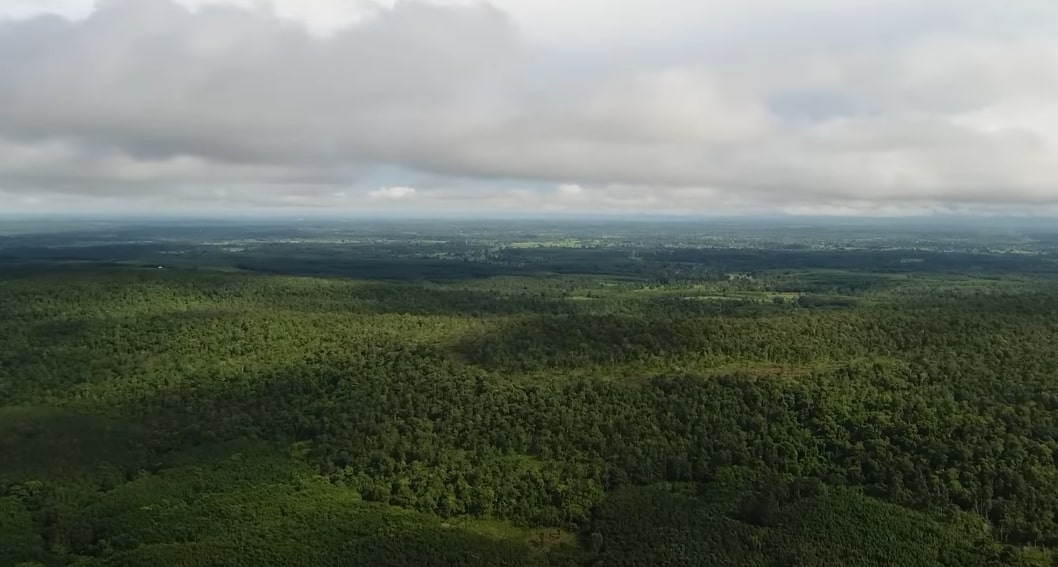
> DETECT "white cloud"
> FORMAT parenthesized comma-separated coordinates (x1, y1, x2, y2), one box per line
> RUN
(555, 184, 585, 198)
(1, 0, 1058, 215)
(368, 186, 417, 201)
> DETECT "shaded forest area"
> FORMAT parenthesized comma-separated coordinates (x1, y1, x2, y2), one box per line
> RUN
(3, 219, 1058, 566)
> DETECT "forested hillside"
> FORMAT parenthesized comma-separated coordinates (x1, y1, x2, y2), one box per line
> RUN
(2, 220, 1058, 566)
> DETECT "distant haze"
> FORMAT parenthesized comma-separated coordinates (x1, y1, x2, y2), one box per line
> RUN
(2, 0, 1057, 216)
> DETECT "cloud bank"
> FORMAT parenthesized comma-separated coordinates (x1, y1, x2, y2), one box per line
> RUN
(1, 0, 1057, 215)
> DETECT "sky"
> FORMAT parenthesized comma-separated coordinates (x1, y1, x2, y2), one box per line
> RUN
(1, 0, 1057, 217)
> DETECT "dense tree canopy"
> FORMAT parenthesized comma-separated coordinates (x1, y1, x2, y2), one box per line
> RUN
(2, 220, 1058, 565)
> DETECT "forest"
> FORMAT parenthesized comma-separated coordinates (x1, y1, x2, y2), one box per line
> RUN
(2, 218, 1058, 566)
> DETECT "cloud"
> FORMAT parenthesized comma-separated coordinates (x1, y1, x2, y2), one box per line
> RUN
(1, 0, 1058, 215)
(369, 186, 417, 201)
(555, 184, 585, 199)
